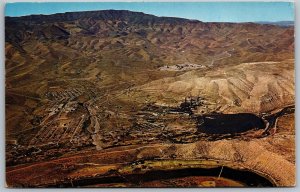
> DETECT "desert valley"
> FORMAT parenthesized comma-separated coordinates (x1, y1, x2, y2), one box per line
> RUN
(5, 10, 294, 187)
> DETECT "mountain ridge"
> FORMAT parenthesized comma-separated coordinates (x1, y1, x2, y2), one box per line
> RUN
(7, 9, 294, 27)
(5, 9, 201, 25)
(5, 9, 293, 57)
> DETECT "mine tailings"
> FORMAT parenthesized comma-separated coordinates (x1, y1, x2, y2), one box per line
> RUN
(197, 113, 265, 134)
(196, 105, 294, 135)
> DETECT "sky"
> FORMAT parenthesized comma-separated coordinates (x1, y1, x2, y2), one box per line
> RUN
(5, 2, 294, 22)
